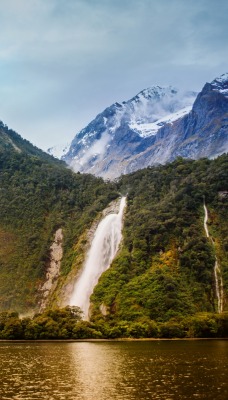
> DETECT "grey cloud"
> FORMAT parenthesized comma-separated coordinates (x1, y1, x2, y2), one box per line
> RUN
(0, 0, 227, 149)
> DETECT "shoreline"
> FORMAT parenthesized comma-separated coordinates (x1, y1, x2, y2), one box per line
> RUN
(0, 337, 228, 343)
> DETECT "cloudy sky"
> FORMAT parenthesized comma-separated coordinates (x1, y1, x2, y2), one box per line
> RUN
(0, 0, 227, 150)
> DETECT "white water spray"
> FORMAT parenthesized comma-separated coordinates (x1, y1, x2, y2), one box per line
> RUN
(70, 197, 126, 319)
(203, 203, 209, 238)
(203, 201, 223, 313)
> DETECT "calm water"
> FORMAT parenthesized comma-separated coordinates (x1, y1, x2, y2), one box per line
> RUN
(0, 340, 227, 400)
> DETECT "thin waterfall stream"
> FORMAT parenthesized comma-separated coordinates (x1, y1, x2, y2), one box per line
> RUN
(203, 202, 223, 313)
(70, 197, 126, 320)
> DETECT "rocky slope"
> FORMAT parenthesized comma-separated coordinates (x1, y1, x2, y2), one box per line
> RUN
(60, 73, 228, 179)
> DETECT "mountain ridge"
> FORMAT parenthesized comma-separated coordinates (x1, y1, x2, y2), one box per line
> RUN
(51, 73, 228, 179)
(0, 120, 64, 166)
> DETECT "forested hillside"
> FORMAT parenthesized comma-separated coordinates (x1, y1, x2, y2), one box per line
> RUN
(91, 156, 228, 330)
(0, 124, 228, 337)
(0, 145, 118, 312)
(0, 121, 63, 164)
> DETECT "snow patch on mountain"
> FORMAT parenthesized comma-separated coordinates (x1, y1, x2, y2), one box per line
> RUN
(127, 87, 196, 138)
(129, 105, 192, 138)
(211, 73, 228, 96)
(47, 143, 71, 159)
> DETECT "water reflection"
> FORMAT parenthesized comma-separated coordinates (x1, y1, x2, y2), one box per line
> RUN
(0, 341, 227, 399)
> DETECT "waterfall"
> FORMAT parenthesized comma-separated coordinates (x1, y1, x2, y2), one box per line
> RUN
(203, 204, 209, 238)
(203, 201, 223, 313)
(70, 197, 126, 320)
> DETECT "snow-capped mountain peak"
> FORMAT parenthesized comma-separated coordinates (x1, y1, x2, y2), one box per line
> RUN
(61, 85, 198, 176)
(210, 73, 228, 96)
(128, 85, 177, 102)
(54, 73, 228, 179)
(128, 87, 196, 137)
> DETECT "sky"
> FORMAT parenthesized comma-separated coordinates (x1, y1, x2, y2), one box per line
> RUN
(0, 0, 227, 151)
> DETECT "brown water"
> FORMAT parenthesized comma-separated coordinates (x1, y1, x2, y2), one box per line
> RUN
(0, 340, 227, 399)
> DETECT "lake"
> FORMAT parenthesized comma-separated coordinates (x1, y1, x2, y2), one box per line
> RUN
(0, 340, 227, 399)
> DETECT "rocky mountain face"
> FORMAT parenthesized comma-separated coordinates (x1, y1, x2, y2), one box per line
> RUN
(60, 73, 228, 179)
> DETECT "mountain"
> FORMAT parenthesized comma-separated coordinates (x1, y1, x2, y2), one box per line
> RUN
(61, 73, 228, 179)
(91, 156, 228, 325)
(0, 124, 118, 312)
(48, 86, 194, 161)
(0, 119, 227, 336)
(0, 121, 64, 165)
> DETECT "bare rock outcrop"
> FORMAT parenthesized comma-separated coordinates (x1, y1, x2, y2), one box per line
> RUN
(39, 228, 63, 311)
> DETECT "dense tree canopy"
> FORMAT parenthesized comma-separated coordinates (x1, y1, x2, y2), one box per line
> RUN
(0, 148, 118, 311)
(0, 127, 227, 337)
(91, 155, 228, 325)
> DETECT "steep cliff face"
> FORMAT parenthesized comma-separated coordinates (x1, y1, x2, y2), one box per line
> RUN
(124, 80, 228, 173)
(61, 74, 228, 179)
(38, 229, 63, 312)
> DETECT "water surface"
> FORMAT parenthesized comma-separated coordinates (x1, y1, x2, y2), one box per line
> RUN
(0, 340, 227, 399)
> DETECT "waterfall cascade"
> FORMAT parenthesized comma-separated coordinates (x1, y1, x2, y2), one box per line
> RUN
(70, 197, 126, 320)
(203, 202, 223, 313)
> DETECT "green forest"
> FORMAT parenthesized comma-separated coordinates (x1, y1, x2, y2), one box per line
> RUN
(0, 124, 118, 311)
(0, 125, 227, 338)
(0, 307, 228, 339)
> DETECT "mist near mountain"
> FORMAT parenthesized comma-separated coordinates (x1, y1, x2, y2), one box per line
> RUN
(49, 73, 228, 179)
